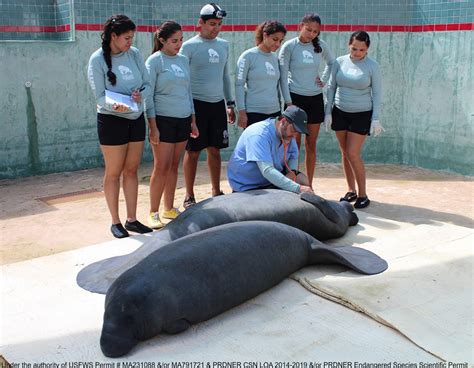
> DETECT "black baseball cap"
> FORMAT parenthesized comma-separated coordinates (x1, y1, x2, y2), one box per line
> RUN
(200, 3, 227, 20)
(282, 106, 308, 134)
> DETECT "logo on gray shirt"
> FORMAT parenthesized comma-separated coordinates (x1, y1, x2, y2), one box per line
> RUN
(302, 50, 314, 64)
(265, 62, 276, 76)
(171, 64, 185, 78)
(118, 65, 134, 80)
(208, 48, 220, 64)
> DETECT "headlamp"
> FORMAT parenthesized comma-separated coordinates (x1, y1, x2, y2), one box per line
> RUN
(215, 9, 226, 18)
(200, 3, 227, 20)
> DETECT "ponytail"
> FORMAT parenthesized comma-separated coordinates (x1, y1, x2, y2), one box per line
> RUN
(152, 20, 182, 53)
(152, 33, 161, 53)
(301, 13, 322, 53)
(255, 21, 266, 45)
(311, 35, 322, 54)
(255, 20, 287, 46)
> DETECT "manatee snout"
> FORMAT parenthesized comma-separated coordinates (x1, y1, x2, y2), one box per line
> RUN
(341, 201, 359, 226)
(100, 317, 138, 357)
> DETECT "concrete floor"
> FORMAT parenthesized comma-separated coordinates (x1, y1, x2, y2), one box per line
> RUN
(1, 162, 473, 363)
(1, 162, 472, 265)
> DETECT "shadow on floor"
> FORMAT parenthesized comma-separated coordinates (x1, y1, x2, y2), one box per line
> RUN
(365, 201, 473, 228)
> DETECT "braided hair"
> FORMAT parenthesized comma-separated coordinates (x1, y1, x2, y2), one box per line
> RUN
(301, 13, 322, 53)
(101, 14, 136, 85)
(255, 20, 287, 46)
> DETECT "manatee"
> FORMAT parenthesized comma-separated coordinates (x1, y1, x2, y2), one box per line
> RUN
(100, 221, 387, 357)
(78, 190, 358, 294)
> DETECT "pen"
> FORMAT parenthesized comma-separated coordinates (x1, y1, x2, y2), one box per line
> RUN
(138, 87, 145, 92)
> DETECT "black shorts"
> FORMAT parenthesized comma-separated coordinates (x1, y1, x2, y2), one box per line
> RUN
(155, 115, 191, 143)
(331, 106, 372, 135)
(246, 111, 281, 127)
(290, 92, 324, 124)
(186, 99, 228, 151)
(97, 113, 146, 145)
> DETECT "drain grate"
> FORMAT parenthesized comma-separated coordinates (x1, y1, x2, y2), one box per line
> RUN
(37, 189, 103, 205)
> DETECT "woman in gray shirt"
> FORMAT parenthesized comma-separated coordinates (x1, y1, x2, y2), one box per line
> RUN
(87, 15, 153, 238)
(235, 21, 287, 128)
(324, 31, 384, 209)
(279, 13, 335, 188)
(145, 21, 199, 229)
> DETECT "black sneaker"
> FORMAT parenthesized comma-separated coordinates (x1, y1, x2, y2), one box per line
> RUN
(111, 223, 129, 238)
(125, 220, 153, 234)
(354, 196, 370, 209)
(340, 191, 357, 202)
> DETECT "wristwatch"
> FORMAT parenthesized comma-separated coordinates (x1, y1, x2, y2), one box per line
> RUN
(226, 100, 235, 107)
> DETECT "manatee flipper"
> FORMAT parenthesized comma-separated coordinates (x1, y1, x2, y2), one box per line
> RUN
(163, 319, 191, 334)
(300, 192, 340, 224)
(309, 242, 388, 275)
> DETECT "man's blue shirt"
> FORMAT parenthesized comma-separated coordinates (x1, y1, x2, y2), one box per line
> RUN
(227, 118, 298, 192)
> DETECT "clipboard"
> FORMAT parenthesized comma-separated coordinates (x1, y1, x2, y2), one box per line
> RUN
(105, 90, 139, 112)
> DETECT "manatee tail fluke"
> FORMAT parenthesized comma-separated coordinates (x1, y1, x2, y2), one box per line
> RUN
(76, 258, 120, 295)
(309, 242, 388, 275)
(77, 252, 147, 295)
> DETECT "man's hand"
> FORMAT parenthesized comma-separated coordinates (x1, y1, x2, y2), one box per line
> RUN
(299, 185, 314, 194)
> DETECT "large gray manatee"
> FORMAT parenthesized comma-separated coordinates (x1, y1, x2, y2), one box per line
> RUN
(77, 190, 358, 294)
(100, 221, 387, 358)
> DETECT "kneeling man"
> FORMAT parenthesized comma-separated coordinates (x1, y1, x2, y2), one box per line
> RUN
(228, 106, 313, 194)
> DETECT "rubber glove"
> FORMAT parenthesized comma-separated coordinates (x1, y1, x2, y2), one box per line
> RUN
(370, 120, 385, 137)
(323, 114, 332, 132)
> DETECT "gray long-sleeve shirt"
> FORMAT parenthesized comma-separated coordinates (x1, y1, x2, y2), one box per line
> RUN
(235, 47, 281, 114)
(279, 37, 335, 104)
(325, 54, 382, 120)
(257, 159, 300, 193)
(180, 35, 233, 103)
(145, 51, 194, 118)
(87, 46, 151, 120)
